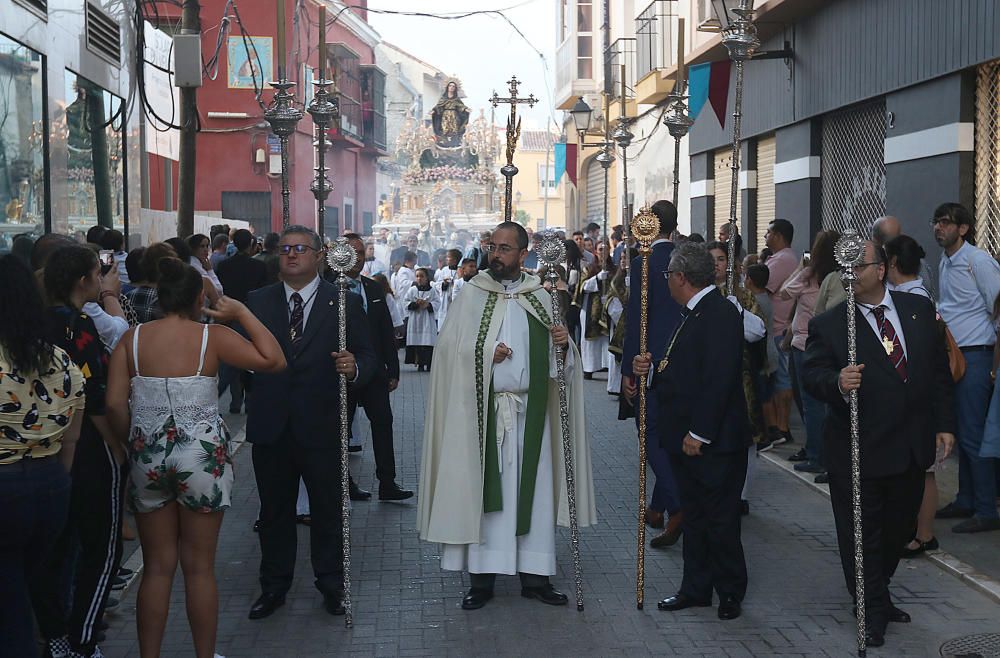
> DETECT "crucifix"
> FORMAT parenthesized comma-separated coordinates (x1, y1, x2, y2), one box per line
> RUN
(489, 75, 537, 222)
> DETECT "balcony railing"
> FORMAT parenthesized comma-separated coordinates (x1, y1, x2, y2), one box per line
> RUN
(604, 37, 636, 99)
(635, 0, 678, 81)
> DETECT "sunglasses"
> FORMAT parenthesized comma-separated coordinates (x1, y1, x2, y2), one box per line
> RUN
(279, 244, 318, 255)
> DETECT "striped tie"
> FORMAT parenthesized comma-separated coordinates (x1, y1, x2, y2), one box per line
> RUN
(289, 292, 304, 345)
(872, 305, 907, 382)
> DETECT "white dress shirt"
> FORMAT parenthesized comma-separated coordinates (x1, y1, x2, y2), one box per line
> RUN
(283, 276, 321, 331)
(858, 288, 907, 359)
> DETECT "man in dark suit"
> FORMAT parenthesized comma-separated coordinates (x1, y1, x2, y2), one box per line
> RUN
(391, 233, 430, 267)
(802, 240, 955, 648)
(337, 233, 412, 501)
(217, 229, 268, 412)
(621, 200, 685, 547)
(245, 225, 376, 620)
(632, 242, 749, 621)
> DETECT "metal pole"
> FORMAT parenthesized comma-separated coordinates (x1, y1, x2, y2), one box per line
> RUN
(308, 7, 338, 241)
(538, 233, 584, 610)
(176, 0, 200, 238)
(835, 230, 867, 657)
(612, 67, 634, 278)
(725, 58, 745, 296)
(630, 207, 659, 609)
(327, 238, 358, 626)
(490, 76, 537, 224)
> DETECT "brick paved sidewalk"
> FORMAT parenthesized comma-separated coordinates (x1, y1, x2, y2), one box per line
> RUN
(100, 367, 1000, 657)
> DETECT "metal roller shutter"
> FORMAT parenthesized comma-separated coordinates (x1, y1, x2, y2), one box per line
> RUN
(713, 148, 739, 240)
(585, 157, 606, 224)
(820, 100, 886, 236)
(976, 60, 1000, 257)
(755, 135, 776, 253)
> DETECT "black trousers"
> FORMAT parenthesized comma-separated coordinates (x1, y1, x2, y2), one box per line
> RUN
(669, 448, 748, 603)
(348, 372, 397, 485)
(828, 464, 923, 633)
(34, 431, 125, 654)
(252, 430, 344, 598)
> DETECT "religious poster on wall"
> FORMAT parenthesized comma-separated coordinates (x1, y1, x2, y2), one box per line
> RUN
(227, 36, 272, 89)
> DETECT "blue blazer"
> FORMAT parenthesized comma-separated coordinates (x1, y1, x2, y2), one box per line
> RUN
(621, 241, 684, 378)
(245, 280, 376, 447)
(651, 287, 750, 454)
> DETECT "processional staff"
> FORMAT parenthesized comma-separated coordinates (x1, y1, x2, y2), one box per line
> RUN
(537, 232, 584, 611)
(834, 229, 867, 657)
(629, 207, 660, 610)
(264, 0, 303, 229)
(326, 239, 358, 627)
(489, 76, 537, 222)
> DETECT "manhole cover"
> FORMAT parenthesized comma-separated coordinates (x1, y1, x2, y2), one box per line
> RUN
(941, 633, 1000, 657)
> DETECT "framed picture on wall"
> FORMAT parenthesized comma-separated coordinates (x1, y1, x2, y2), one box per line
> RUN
(227, 36, 272, 89)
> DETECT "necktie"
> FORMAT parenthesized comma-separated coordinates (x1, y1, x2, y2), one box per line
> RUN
(289, 292, 304, 344)
(872, 305, 907, 382)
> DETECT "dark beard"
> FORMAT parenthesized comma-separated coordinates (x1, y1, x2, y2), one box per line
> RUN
(462, 272, 476, 281)
(488, 258, 519, 281)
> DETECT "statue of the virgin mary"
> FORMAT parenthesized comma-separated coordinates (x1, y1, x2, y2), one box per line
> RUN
(430, 79, 470, 149)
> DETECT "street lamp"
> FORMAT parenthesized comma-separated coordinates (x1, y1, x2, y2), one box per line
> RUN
(570, 96, 593, 140)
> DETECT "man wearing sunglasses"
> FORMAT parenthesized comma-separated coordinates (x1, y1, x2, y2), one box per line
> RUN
(243, 225, 376, 621)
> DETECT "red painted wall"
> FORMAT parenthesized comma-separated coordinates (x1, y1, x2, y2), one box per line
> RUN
(153, 0, 379, 237)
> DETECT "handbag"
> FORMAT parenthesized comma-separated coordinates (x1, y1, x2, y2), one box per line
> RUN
(942, 319, 966, 382)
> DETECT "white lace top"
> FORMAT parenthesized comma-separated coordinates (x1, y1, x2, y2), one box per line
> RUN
(129, 324, 224, 437)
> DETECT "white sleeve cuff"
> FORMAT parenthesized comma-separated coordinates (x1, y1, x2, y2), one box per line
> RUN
(690, 431, 711, 444)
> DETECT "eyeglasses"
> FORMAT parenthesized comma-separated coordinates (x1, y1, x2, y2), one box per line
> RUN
(854, 261, 881, 270)
(929, 217, 956, 227)
(484, 243, 519, 255)
(279, 244, 318, 255)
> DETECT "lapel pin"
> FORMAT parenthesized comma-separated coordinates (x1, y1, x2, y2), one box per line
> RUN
(912, 314, 917, 319)
(329, 300, 334, 306)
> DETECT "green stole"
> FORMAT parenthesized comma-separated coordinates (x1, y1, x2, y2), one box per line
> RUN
(482, 312, 549, 536)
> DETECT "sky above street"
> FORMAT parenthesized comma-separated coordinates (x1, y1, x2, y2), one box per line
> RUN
(367, 0, 558, 132)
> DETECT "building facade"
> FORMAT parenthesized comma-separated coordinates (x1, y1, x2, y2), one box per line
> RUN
(1, 0, 139, 247)
(682, 0, 1000, 273)
(145, 0, 386, 239)
(510, 129, 565, 232)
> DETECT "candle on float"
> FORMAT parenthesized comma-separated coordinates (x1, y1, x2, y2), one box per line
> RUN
(319, 5, 327, 79)
(276, 0, 286, 78)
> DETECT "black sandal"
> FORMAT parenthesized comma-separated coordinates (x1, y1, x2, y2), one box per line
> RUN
(901, 536, 938, 558)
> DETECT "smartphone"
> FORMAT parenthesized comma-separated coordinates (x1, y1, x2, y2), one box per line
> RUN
(802, 251, 811, 266)
(99, 249, 114, 275)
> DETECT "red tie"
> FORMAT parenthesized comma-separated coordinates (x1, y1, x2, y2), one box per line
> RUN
(872, 305, 907, 382)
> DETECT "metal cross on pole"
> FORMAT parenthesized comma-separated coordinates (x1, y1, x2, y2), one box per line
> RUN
(489, 75, 537, 223)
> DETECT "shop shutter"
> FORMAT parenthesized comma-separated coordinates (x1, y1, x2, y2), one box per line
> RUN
(821, 100, 887, 236)
(585, 156, 606, 224)
(755, 135, 776, 253)
(975, 59, 1000, 257)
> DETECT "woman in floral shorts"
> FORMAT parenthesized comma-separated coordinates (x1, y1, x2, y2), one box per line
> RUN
(106, 257, 285, 658)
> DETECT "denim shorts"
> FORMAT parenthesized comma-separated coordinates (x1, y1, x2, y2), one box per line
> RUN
(770, 334, 792, 392)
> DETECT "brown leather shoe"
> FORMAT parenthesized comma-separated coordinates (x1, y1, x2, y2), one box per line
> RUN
(650, 513, 683, 548)
(644, 508, 665, 529)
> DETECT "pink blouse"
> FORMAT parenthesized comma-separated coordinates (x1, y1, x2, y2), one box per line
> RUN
(778, 267, 820, 351)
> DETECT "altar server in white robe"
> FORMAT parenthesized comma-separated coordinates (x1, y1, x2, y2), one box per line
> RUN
(433, 249, 462, 331)
(418, 222, 596, 610)
(402, 268, 440, 371)
(579, 269, 610, 377)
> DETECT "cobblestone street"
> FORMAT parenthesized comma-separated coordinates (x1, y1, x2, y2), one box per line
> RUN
(102, 364, 1000, 657)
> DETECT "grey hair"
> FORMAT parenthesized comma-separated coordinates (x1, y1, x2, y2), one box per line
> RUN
(479, 230, 493, 240)
(281, 225, 322, 250)
(669, 242, 716, 289)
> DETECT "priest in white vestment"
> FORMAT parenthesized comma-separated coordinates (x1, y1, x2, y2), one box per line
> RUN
(418, 223, 596, 610)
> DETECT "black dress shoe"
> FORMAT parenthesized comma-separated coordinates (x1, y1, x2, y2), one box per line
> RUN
(349, 482, 372, 501)
(865, 629, 885, 647)
(521, 584, 568, 606)
(323, 592, 346, 616)
(787, 448, 808, 462)
(248, 592, 286, 620)
(852, 605, 910, 624)
(935, 502, 974, 519)
(461, 588, 494, 610)
(813, 473, 830, 484)
(657, 593, 711, 611)
(717, 595, 741, 620)
(379, 483, 414, 501)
